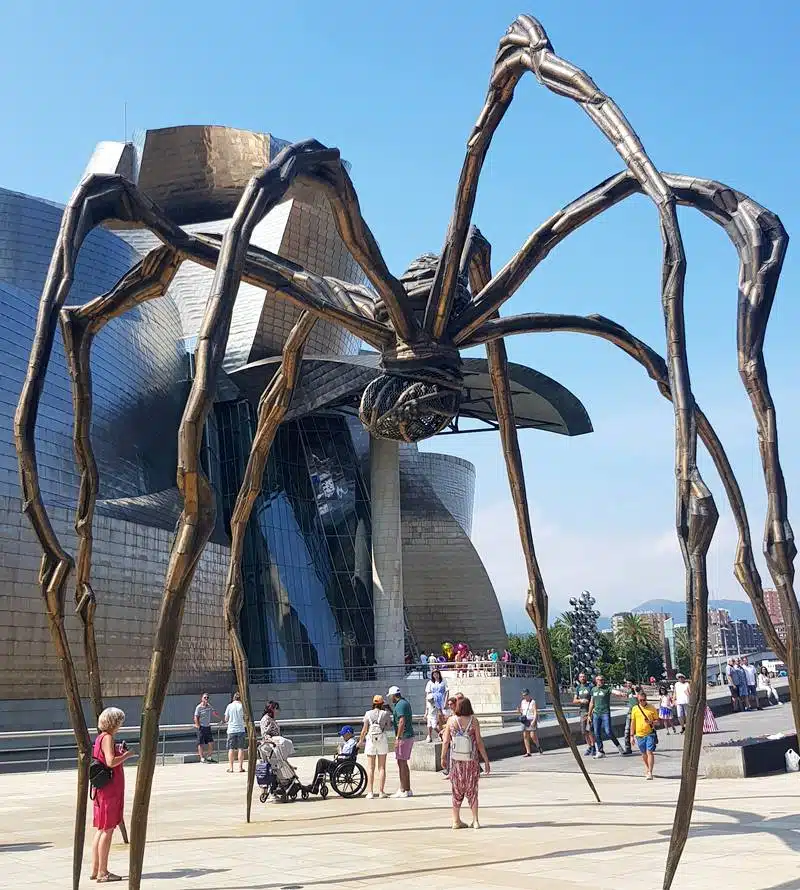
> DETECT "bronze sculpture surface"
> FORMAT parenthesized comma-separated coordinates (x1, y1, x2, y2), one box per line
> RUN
(14, 13, 796, 890)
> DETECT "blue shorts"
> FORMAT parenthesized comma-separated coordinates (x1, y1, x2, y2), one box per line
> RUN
(636, 734, 656, 753)
(227, 732, 247, 750)
(737, 684, 749, 698)
(197, 725, 213, 745)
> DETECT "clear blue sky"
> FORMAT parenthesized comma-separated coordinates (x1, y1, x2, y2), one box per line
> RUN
(2, 1, 798, 630)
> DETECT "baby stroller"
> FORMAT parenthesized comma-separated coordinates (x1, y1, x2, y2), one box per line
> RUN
(257, 736, 311, 803)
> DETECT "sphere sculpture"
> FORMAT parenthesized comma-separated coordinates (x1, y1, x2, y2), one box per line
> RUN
(568, 591, 601, 678)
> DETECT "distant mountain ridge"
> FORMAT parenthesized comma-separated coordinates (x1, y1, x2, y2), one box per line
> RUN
(596, 598, 756, 631)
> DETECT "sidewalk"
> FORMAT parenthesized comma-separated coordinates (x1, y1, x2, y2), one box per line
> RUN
(2, 747, 798, 889)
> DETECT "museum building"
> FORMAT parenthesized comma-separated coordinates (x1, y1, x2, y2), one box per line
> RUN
(0, 126, 591, 703)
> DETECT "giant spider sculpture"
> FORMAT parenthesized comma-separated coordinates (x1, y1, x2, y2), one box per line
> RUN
(14, 13, 799, 890)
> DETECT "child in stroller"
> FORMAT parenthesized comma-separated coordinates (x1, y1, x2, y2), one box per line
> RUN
(256, 735, 303, 802)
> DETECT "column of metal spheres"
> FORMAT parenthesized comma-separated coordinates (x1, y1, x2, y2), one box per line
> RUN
(568, 590, 602, 677)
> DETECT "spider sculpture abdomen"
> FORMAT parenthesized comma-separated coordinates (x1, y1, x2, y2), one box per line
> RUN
(358, 371, 462, 442)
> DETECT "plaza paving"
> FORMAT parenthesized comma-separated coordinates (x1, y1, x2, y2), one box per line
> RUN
(2, 714, 799, 890)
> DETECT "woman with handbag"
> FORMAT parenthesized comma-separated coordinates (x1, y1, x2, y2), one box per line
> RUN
(517, 689, 541, 756)
(91, 707, 134, 882)
(629, 691, 659, 780)
(358, 694, 393, 798)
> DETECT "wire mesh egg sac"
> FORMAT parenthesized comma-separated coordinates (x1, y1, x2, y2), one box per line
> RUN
(358, 374, 462, 443)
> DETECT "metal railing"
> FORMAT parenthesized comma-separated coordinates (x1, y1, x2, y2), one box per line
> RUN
(248, 660, 538, 685)
(0, 705, 577, 775)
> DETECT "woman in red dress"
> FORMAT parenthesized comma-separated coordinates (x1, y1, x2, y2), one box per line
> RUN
(91, 707, 134, 882)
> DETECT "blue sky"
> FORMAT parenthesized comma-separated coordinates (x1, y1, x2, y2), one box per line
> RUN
(2, 2, 798, 630)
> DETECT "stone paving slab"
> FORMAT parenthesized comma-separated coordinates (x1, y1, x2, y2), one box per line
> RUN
(2, 739, 800, 890)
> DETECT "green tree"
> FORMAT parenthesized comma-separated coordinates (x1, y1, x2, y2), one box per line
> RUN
(615, 615, 663, 682)
(507, 632, 542, 673)
(674, 626, 691, 676)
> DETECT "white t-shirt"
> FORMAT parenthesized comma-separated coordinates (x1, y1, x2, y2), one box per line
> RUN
(674, 681, 691, 706)
(224, 701, 245, 734)
(743, 664, 757, 686)
(520, 698, 537, 722)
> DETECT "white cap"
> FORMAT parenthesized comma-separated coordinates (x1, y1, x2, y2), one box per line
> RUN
(388, 685, 401, 696)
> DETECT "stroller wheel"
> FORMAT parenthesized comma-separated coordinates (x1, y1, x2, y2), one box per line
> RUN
(289, 788, 299, 800)
(320, 783, 329, 799)
(301, 789, 310, 800)
(259, 790, 268, 803)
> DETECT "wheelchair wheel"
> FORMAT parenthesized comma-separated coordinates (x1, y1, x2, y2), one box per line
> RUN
(259, 789, 268, 803)
(320, 783, 329, 799)
(330, 760, 367, 798)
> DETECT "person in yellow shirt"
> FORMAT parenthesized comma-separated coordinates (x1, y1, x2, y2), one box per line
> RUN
(629, 690, 659, 780)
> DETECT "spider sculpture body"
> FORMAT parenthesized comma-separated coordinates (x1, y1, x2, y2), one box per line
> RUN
(14, 13, 798, 890)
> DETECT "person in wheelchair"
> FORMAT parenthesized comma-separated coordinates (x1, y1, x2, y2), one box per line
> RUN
(310, 726, 359, 793)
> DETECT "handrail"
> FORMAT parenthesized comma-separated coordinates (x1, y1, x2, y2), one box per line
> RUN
(0, 706, 583, 744)
(247, 659, 538, 684)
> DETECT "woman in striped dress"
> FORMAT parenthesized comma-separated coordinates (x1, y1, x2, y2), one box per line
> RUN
(441, 697, 490, 829)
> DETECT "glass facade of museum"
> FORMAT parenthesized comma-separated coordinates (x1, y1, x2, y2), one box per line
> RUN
(216, 402, 375, 679)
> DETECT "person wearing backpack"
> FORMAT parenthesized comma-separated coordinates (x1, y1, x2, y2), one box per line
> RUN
(90, 707, 135, 882)
(358, 694, 393, 798)
(441, 696, 490, 830)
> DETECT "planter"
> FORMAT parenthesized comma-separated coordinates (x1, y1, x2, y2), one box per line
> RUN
(702, 732, 798, 779)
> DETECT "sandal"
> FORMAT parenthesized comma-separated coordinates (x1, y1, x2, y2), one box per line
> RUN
(97, 874, 122, 883)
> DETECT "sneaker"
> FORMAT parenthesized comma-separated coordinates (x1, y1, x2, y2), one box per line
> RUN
(584, 747, 595, 757)
(200, 757, 207, 763)
(406, 790, 414, 797)
(594, 751, 605, 759)
(392, 790, 409, 799)
(378, 791, 389, 799)
(206, 758, 217, 764)
(646, 772, 653, 780)
(365, 792, 375, 800)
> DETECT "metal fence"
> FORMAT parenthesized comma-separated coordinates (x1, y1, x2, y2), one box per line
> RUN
(248, 660, 538, 685)
(0, 706, 574, 774)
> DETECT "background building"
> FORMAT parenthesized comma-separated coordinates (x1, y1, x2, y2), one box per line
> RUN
(763, 588, 787, 642)
(0, 126, 592, 704)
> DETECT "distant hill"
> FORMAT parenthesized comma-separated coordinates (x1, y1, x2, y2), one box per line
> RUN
(597, 598, 756, 630)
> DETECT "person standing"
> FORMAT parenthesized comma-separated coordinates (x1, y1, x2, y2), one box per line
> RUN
(518, 689, 541, 756)
(91, 707, 135, 882)
(726, 659, 741, 712)
(673, 674, 691, 733)
(441, 696, 490, 830)
(658, 684, 675, 733)
(223, 691, 247, 773)
(620, 680, 638, 755)
(359, 694, 392, 798)
(573, 672, 595, 756)
(259, 701, 280, 739)
(629, 690, 659, 780)
(733, 659, 750, 710)
(420, 651, 429, 680)
(587, 674, 623, 758)
(193, 692, 218, 763)
(389, 685, 414, 798)
(424, 668, 448, 742)
(741, 657, 761, 710)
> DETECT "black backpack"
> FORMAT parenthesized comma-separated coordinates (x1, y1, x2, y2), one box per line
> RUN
(89, 754, 113, 799)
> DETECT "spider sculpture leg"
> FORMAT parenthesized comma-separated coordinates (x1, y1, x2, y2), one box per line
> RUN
(460, 226, 599, 800)
(468, 311, 787, 663)
(127, 139, 405, 890)
(452, 168, 800, 738)
(16, 155, 390, 889)
(222, 312, 316, 823)
(60, 246, 183, 724)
